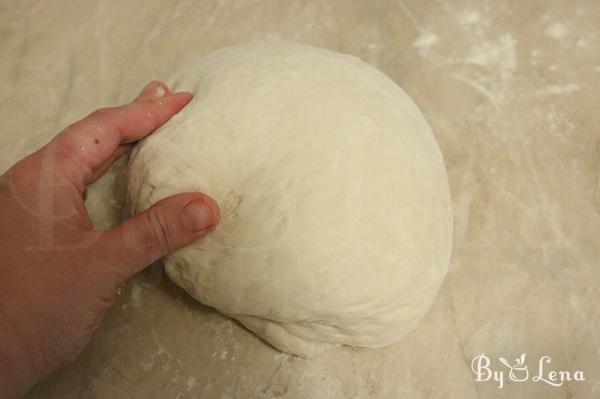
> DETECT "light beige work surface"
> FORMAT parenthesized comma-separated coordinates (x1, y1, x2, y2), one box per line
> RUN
(1, 1, 598, 398)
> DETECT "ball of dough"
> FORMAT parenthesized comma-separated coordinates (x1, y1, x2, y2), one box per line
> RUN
(127, 42, 453, 357)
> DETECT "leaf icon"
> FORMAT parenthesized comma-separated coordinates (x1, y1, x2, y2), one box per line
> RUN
(518, 353, 527, 366)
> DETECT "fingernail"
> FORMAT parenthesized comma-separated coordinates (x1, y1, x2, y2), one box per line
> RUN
(182, 200, 214, 233)
(173, 91, 193, 98)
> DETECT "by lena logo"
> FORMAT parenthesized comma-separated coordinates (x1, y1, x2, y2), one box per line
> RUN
(471, 353, 585, 389)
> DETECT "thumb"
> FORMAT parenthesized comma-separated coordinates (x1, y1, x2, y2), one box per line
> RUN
(99, 193, 220, 282)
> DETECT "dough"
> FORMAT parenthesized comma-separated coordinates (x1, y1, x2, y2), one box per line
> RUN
(127, 42, 453, 357)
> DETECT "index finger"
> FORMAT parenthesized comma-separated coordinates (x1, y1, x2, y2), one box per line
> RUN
(52, 91, 192, 192)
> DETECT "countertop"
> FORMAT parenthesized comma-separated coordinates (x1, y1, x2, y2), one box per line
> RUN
(1, 1, 598, 398)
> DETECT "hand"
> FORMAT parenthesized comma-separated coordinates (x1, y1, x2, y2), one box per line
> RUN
(0, 81, 220, 398)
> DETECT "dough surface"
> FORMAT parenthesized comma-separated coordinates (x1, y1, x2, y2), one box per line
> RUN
(127, 42, 453, 357)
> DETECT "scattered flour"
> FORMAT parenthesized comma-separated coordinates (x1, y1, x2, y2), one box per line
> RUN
(412, 31, 439, 55)
(409, 4, 518, 108)
(576, 38, 589, 48)
(365, 42, 383, 50)
(545, 22, 568, 39)
(465, 34, 517, 75)
(530, 49, 543, 66)
(450, 73, 501, 108)
(212, 348, 229, 360)
(131, 283, 143, 308)
(459, 10, 480, 26)
(187, 376, 197, 389)
(174, 376, 198, 398)
(533, 84, 580, 96)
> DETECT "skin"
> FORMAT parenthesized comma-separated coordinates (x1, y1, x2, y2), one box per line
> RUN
(0, 81, 220, 398)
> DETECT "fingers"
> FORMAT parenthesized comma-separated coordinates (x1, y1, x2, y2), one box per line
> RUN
(98, 193, 220, 283)
(50, 81, 192, 192)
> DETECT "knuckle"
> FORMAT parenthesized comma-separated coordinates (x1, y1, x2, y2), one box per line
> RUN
(56, 141, 79, 162)
(88, 107, 119, 134)
(90, 107, 114, 121)
(145, 209, 174, 256)
(54, 141, 91, 183)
